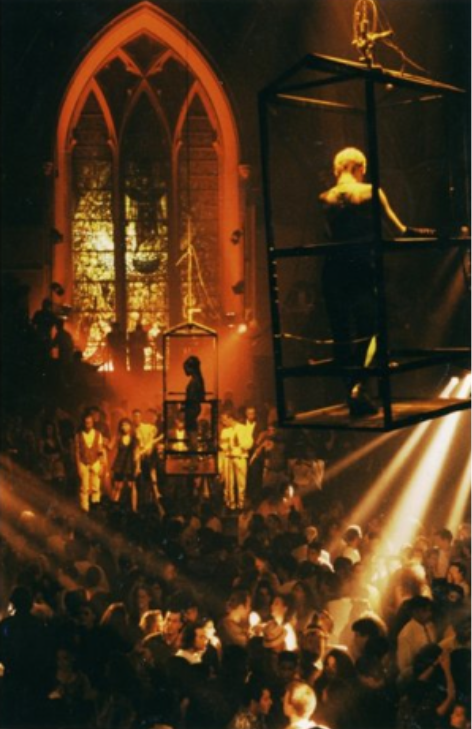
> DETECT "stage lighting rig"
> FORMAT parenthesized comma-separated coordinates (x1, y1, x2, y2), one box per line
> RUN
(352, 0, 392, 67)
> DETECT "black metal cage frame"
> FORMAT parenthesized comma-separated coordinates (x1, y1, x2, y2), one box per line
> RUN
(259, 53, 471, 431)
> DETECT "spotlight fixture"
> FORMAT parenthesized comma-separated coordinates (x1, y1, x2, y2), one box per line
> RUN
(237, 323, 248, 335)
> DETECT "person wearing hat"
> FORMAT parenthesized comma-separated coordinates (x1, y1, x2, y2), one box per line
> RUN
(258, 620, 290, 685)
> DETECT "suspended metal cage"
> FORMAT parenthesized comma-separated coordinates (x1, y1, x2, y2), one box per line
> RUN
(163, 321, 219, 474)
(259, 53, 471, 431)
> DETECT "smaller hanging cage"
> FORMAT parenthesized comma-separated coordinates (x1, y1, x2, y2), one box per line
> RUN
(163, 321, 219, 475)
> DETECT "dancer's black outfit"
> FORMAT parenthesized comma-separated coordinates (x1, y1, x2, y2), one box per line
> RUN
(183, 357, 206, 447)
(321, 194, 376, 385)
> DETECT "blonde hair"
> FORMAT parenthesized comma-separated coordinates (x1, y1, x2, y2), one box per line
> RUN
(334, 147, 367, 178)
(284, 681, 316, 719)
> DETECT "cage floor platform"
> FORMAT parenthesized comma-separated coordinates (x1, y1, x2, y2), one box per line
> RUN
(289, 398, 470, 431)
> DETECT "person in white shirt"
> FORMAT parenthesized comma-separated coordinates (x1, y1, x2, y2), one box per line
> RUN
(219, 411, 253, 511)
(396, 595, 437, 680)
(132, 408, 161, 505)
(75, 412, 104, 512)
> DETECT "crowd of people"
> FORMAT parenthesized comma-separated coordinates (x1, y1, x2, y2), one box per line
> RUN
(0, 276, 470, 729)
(0, 380, 470, 729)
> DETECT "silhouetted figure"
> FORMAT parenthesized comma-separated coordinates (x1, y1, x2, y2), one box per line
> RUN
(183, 355, 206, 451)
(31, 297, 58, 355)
(106, 322, 127, 374)
(51, 318, 74, 365)
(0, 586, 52, 726)
(128, 322, 148, 372)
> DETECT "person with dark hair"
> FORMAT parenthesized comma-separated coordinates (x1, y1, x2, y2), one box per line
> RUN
(0, 586, 52, 726)
(448, 702, 470, 729)
(144, 608, 183, 670)
(218, 590, 251, 647)
(175, 620, 210, 664)
(228, 677, 273, 729)
(183, 355, 206, 452)
(271, 594, 298, 652)
(110, 417, 139, 511)
(447, 561, 470, 597)
(128, 322, 148, 372)
(106, 321, 127, 374)
(397, 644, 457, 729)
(38, 420, 66, 487)
(342, 525, 363, 565)
(396, 596, 437, 680)
(47, 645, 96, 726)
(433, 528, 454, 579)
(350, 614, 387, 661)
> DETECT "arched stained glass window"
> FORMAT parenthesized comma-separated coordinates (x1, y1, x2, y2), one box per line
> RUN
(55, 4, 243, 368)
(72, 91, 115, 360)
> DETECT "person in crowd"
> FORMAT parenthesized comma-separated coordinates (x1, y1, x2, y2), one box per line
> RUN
(38, 419, 67, 487)
(106, 321, 127, 374)
(447, 561, 471, 598)
(51, 318, 75, 366)
(145, 607, 184, 669)
(0, 586, 53, 727)
(139, 609, 164, 638)
(341, 525, 363, 565)
(175, 619, 210, 664)
(132, 408, 162, 506)
(318, 147, 433, 417)
(32, 297, 58, 357)
(396, 595, 438, 680)
(110, 417, 139, 511)
(218, 590, 251, 647)
(128, 322, 148, 372)
(241, 405, 264, 505)
(283, 680, 322, 729)
(433, 528, 455, 579)
(219, 410, 253, 511)
(183, 355, 206, 453)
(228, 677, 274, 729)
(75, 411, 104, 512)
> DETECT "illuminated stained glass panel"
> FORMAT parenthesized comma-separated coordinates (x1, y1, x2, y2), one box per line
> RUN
(122, 93, 170, 343)
(72, 92, 115, 362)
(178, 94, 220, 322)
(70, 36, 223, 368)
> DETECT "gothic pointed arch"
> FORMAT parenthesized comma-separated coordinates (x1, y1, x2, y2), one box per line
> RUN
(54, 1, 243, 362)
